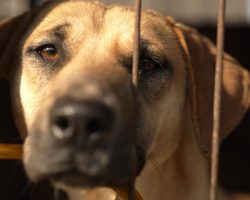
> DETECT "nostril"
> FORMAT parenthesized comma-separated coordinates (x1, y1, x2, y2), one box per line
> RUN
(55, 116, 70, 131)
(85, 118, 104, 141)
(50, 101, 115, 142)
(51, 115, 74, 140)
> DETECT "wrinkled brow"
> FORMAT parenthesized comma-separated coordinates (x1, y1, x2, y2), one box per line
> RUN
(119, 39, 162, 73)
(41, 23, 70, 39)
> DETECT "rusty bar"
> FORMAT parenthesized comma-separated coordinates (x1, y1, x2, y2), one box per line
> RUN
(132, 0, 142, 87)
(130, 0, 142, 199)
(210, 0, 226, 200)
(0, 144, 22, 160)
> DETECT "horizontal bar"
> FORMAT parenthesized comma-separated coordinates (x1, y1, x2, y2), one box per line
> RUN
(0, 144, 23, 160)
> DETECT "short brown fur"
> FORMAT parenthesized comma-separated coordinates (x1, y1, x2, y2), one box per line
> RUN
(0, 1, 250, 199)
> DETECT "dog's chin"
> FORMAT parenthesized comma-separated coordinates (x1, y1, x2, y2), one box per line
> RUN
(24, 146, 145, 191)
(25, 158, 139, 190)
(51, 169, 132, 189)
(34, 150, 144, 190)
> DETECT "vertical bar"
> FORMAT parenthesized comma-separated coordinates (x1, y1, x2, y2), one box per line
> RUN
(210, 0, 226, 200)
(130, 0, 142, 199)
(132, 0, 142, 87)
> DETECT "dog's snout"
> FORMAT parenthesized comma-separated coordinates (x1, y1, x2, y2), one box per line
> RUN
(50, 100, 115, 142)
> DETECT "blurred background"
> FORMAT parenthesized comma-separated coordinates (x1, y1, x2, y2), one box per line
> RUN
(0, 0, 250, 25)
(0, 0, 250, 199)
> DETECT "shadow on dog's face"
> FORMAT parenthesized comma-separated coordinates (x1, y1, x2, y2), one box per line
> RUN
(10, 1, 187, 189)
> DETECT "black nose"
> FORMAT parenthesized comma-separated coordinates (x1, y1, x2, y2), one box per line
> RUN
(50, 100, 115, 142)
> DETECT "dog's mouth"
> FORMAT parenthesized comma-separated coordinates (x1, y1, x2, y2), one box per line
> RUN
(52, 168, 130, 188)
(24, 118, 145, 189)
(47, 147, 144, 188)
(24, 146, 145, 198)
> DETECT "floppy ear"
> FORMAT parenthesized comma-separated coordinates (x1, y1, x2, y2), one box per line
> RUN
(0, 12, 41, 142)
(0, 0, 56, 79)
(0, 16, 29, 142)
(0, 13, 36, 79)
(173, 23, 250, 158)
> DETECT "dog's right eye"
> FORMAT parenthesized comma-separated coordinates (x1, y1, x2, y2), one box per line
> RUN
(140, 58, 162, 74)
(36, 44, 59, 61)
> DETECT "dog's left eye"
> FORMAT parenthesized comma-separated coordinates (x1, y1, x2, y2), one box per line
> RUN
(139, 58, 163, 74)
(36, 44, 59, 61)
(138, 56, 171, 97)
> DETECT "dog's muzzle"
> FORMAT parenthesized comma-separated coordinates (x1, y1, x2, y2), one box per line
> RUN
(24, 78, 145, 188)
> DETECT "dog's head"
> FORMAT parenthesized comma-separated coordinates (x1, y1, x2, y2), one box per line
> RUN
(0, 0, 249, 191)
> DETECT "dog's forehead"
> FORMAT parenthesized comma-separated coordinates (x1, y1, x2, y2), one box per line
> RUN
(27, 1, 174, 47)
(21, 0, 181, 69)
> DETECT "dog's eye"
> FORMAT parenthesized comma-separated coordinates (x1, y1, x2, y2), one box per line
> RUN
(141, 59, 155, 71)
(37, 44, 59, 61)
(139, 58, 162, 74)
(138, 57, 171, 99)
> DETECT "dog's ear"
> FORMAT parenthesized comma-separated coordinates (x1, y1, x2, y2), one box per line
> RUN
(0, 16, 30, 142)
(172, 22, 250, 158)
(0, 0, 55, 79)
(0, 11, 40, 142)
(0, 13, 34, 79)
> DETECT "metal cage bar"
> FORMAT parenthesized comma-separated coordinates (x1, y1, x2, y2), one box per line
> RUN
(210, 0, 226, 200)
(132, 0, 142, 87)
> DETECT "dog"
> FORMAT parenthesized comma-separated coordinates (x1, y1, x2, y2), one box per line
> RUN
(0, 0, 250, 199)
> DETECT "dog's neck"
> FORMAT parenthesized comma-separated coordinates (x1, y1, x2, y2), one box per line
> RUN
(135, 115, 228, 200)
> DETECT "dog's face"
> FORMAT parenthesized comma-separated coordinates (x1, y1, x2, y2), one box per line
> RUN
(9, 1, 187, 188)
(2, 0, 248, 194)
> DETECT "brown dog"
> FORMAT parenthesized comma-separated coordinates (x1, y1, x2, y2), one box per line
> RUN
(0, 0, 250, 199)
